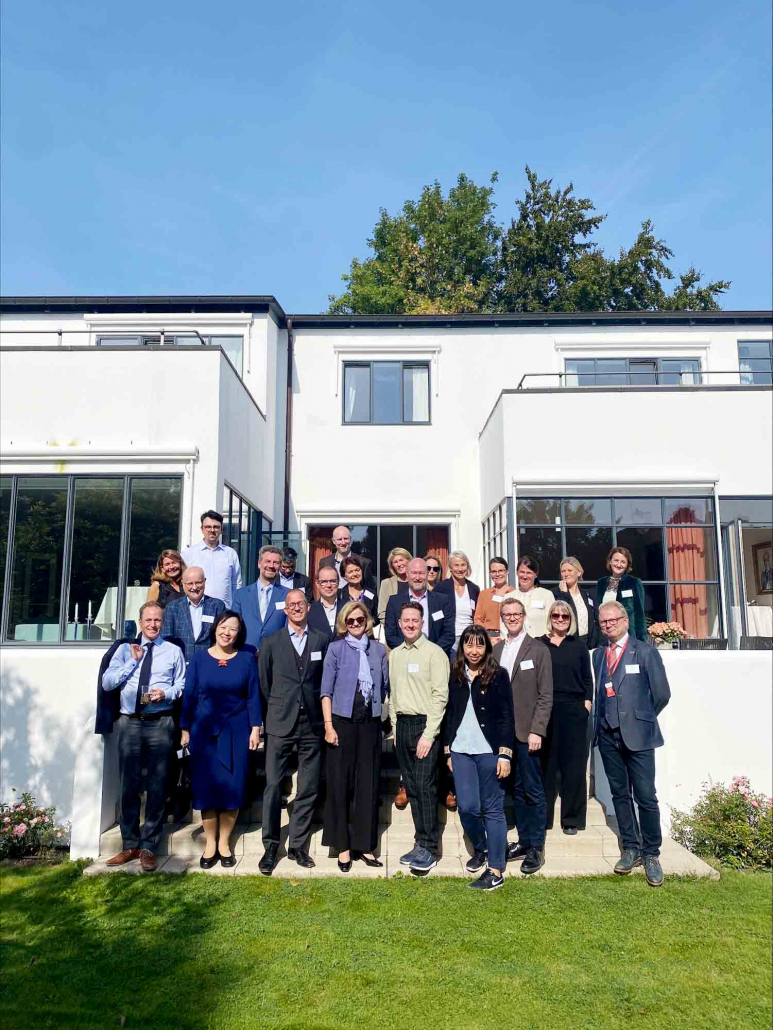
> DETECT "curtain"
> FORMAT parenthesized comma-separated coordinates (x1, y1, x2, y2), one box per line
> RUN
(423, 527, 449, 580)
(667, 509, 709, 636)
(408, 366, 429, 421)
(308, 528, 333, 601)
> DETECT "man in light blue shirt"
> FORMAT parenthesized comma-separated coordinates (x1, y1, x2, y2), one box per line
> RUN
(102, 601, 185, 871)
(181, 509, 242, 607)
(233, 546, 288, 653)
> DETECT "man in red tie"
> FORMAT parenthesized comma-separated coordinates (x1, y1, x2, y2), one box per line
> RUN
(593, 601, 671, 886)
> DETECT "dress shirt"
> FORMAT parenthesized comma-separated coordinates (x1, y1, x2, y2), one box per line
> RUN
(321, 600, 338, 630)
(188, 598, 205, 641)
(181, 540, 242, 607)
(258, 581, 272, 621)
(334, 553, 349, 588)
(288, 625, 308, 657)
(451, 673, 493, 755)
(102, 635, 185, 714)
(279, 573, 295, 590)
(388, 634, 449, 740)
(408, 589, 430, 636)
(499, 629, 527, 679)
(605, 633, 629, 673)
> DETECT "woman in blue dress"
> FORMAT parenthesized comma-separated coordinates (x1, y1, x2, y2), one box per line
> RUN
(180, 610, 262, 868)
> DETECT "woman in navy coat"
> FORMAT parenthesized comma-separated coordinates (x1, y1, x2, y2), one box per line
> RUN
(180, 610, 262, 868)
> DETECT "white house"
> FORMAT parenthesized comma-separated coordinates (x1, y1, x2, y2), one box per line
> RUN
(1, 296, 771, 856)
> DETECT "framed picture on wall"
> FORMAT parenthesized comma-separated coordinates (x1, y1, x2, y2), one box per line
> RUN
(752, 541, 773, 595)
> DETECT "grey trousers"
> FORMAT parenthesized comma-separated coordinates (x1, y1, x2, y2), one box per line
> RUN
(115, 714, 174, 852)
(262, 710, 322, 850)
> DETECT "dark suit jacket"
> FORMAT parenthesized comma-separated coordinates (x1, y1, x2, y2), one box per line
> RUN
(319, 552, 375, 590)
(94, 636, 134, 734)
(493, 634, 553, 742)
(596, 574, 646, 641)
(434, 578, 481, 622)
(163, 594, 225, 662)
(337, 585, 380, 625)
(258, 626, 329, 737)
(307, 599, 341, 641)
(232, 581, 288, 651)
(282, 572, 313, 604)
(552, 586, 601, 649)
(385, 584, 455, 655)
(592, 636, 670, 751)
(444, 667, 515, 758)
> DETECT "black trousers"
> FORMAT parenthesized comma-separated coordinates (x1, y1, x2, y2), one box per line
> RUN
(322, 714, 381, 853)
(115, 714, 174, 852)
(262, 710, 322, 850)
(598, 724, 662, 856)
(395, 714, 439, 855)
(543, 701, 590, 830)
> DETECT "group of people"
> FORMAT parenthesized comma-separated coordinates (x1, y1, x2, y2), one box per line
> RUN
(96, 514, 670, 890)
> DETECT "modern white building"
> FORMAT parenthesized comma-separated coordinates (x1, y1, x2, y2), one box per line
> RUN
(1, 296, 771, 856)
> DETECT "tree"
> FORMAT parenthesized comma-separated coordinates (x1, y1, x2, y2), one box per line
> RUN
(329, 168, 730, 313)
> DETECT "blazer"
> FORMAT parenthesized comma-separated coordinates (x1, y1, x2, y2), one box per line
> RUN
(285, 571, 313, 604)
(321, 636, 389, 718)
(384, 584, 455, 655)
(592, 636, 670, 751)
(337, 584, 380, 625)
(307, 599, 341, 641)
(493, 634, 553, 743)
(232, 581, 289, 651)
(552, 585, 601, 649)
(319, 552, 375, 589)
(94, 636, 134, 734)
(162, 594, 226, 662)
(596, 574, 646, 641)
(258, 625, 329, 737)
(444, 667, 515, 759)
(434, 578, 481, 621)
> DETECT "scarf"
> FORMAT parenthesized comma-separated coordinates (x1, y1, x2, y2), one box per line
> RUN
(345, 633, 374, 703)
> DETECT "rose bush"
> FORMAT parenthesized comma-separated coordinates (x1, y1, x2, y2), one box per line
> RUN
(0, 790, 71, 860)
(670, 776, 772, 869)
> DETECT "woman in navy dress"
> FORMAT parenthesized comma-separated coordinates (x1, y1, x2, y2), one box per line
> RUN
(180, 610, 261, 868)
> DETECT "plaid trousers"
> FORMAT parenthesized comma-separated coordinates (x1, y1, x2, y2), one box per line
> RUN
(395, 715, 439, 855)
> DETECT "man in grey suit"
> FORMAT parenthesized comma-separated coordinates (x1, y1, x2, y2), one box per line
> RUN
(162, 567, 225, 662)
(594, 600, 671, 887)
(257, 589, 329, 875)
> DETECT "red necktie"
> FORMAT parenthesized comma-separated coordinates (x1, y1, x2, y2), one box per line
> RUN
(606, 644, 622, 676)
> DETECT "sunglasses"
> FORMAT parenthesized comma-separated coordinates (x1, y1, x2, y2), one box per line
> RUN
(426, 566, 440, 572)
(552, 613, 570, 621)
(346, 616, 366, 627)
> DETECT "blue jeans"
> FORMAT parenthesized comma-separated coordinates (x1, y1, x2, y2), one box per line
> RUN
(598, 725, 662, 856)
(451, 751, 507, 871)
(512, 741, 547, 850)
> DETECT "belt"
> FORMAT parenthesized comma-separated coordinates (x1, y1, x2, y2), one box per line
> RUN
(121, 710, 173, 721)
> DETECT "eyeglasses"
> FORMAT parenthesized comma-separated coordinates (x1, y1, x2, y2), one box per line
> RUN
(552, 613, 570, 621)
(502, 612, 525, 620)
(345, 616, 366, 627)
(600, 617, 626, 627)
(285, 601, 306, 610)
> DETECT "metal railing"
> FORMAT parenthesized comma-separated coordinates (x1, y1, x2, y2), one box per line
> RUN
(0, 328, 206, 344)
(515, 370, 772, 388)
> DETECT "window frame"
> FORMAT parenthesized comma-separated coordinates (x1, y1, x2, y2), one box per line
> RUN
(564, 356, 702, 386)
(738, 340, 773, 385)
(96, 334, 245, 376)
(342, 360, 431, 426)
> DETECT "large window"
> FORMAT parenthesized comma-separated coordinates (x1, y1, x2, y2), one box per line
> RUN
(343, 362, 430, 424)
(222, 485, 267, 586)
(0, 475, 182, 644)
(96, 334, 244, 376)
(738, 341, 772, 385)
(565, 357, 701, 386)
(514, 496, 720, 636)
(483, 500, 513, 575)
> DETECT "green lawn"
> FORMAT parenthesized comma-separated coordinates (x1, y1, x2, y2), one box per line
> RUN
(1, 862, 771, 1030)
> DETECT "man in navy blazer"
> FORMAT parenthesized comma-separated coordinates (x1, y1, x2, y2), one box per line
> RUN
(232, 546, 289, 654)
(385, 558, 454, 656)
(306, 565, 341, 641)
(593, 600, 671, 887)
(162, 567, 225, 662)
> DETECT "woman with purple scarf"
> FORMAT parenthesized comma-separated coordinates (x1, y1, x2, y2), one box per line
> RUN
(321, 600, 389, 872)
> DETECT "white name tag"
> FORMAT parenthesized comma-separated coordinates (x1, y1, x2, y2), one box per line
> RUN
(587, 598, 594, 607)
(408, 663, 420, 673)
(625, 664, 640, 674)
(201, 614, 215, 623)
(621, 589, 634, 598)
(275, 601, 286, 610)
(311, 650, 322, 661)
(492, 594, 504, 602)
(364, 590, 374, 600)
(520, 659, 534, 671)
(432, 610, 444, 621)
(532, 600, 545, 609)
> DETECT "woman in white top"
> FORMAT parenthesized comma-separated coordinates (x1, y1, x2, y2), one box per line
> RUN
(435, 550, 481, 660)
(511, 555, 555, 638)
(553, 556, 601, 649)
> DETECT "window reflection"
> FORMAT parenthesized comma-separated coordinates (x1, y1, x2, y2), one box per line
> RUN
(124, 479, 182, 637)
(67, 479, 124, 641)
(0, 478, 11, 630)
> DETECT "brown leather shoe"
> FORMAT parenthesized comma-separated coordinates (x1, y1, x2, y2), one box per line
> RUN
(106, 848, 141, 866)
(395, 785, 408, 810)
(139, 849, 157, 872)
(445, 792, 458, 812)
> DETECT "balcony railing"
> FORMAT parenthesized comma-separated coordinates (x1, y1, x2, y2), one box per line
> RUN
(516, 371, 773, 389)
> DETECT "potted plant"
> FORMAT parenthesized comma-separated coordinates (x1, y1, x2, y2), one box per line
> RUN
(647, 621, 688, 649)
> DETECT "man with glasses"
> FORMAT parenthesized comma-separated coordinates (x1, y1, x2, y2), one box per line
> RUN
(493, 598, 553, 875)
(307, 567, 341, 640)
(385, 558, 455, 656)
(593, 601, 671, 887)
(279, 547, 314, 603)
(182, 510, 242, 607)
(258, 590, 329, 874)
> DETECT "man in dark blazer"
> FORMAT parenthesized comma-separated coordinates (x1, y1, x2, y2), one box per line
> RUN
(257, 590, 329, 874)
(493, 597, 553, 875)
(318, 525, 375, 589)
(593, 600, 671, 887)
(232, 546, 288, 655)
(278, 547, 313, 603)
(307, 565, 341, 641)
(385, 558, 455, 656)
(162, 566, 225, 662)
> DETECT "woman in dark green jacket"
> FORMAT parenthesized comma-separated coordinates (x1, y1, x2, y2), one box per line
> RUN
(596, 546, 646, 641)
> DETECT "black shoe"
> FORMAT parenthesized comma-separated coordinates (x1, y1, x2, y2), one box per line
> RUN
(353, 852, 384, 868)
(643, 855, 664, 887)
(200, 850, 219, 870)
(259, 844, 279, 876)
(469, 868, 505, 891)
(338, 858, 352, 872)
(280, 795, 290, 809)
(563, 826, 578, 835)
(466, 849, 488, 874)
(506, 841, 529, 862)
(614, 848, 643, 875)
(520, 847, 545, 875)
(219, 851, 237, 868)
(288, 847, 315, 869)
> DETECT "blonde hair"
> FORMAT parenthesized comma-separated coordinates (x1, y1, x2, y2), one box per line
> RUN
(560, 556, 584, 578)
(335, 600, 375, 638)
(150, 549, 186, 584)
(447, 550, 472, 577)
(387, 547, 413, 574)
(547, 599, 577, 637)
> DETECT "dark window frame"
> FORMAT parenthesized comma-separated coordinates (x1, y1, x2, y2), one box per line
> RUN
(342, 361, 431, 425)
(564, 356, 702, 386)
(307, 523, 450, 583)
(222, 483, 267, 586)
(738, 340, 773, 385)
(96, 334, 245, 376)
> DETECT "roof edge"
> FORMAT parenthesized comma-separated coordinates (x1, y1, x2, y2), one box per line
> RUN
(287, 310, 772, 329)
(0, 295, 287, 324)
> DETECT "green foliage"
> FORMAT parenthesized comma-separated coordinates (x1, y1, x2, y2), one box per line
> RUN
(670, 776, 773, 869)
(0, 791, 70, 859)
(330, 168, 730, 314)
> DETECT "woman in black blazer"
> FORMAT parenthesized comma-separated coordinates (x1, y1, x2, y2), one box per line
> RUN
(445, 624, 515, 891)
(552, 556, 601, 649)
(596, 547, 646, 641)
(337, 556, 379, 626)
(434, 550, 481, 660)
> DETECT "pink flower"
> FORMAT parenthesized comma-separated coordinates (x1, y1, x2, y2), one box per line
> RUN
(3, 817, 10, 824)
(30, 818, 38, 827)
(751, 800, 760, 808)
(14, 823, 27, 836)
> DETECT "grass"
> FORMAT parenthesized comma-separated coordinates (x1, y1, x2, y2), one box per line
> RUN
(1, 862, 771, 1030)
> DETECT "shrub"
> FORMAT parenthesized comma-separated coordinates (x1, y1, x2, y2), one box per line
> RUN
(0, 790, 71, 860)
(670, 776, 773, 869)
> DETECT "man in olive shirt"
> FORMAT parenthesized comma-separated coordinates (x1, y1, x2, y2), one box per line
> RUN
(388, 600, 450, 873)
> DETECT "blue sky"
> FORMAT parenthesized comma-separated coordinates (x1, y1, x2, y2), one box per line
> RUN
(1, 0, 770, 312)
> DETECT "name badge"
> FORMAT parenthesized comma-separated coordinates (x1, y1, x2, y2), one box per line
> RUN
(625, 664, 640, 674)
(408, 663, 420, 673)
(202, 614, 214, 623)
(621, 589, 634, 598)
(605, 682, 615, 697)
(532, 600, 545, 609)
(520, 659, 534, 671)
(275, 601, 286, 610)
(587, 598, 594, 607)
(431, 610, 444, 621)
(492, 595, 504, 602)
(310, 650, 322, 661)
(364, 590, 374, 600)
